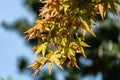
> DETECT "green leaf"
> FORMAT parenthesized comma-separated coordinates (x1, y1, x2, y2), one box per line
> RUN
(109, 0, 118, 15)
(82, 20, 96, 37)
(78, 38, 90, 47)
(80, 41, 90, 47)
(79, 47, 86, 58)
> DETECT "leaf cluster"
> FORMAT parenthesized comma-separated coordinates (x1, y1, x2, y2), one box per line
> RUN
(26, 0, 119, 75)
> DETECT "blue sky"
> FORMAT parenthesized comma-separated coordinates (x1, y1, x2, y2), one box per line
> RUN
(0, 0, 34, 23)
(0, 0, 34, 80)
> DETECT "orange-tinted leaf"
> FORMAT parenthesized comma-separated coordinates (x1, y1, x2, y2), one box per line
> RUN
(81, 28, 86, 40)
(98, 4, 104, 19)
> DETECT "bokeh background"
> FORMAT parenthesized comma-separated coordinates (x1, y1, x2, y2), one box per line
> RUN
(0, 0, 120, 80)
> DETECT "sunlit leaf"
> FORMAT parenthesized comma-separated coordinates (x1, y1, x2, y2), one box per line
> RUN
(26, 0, 119, 74)
(98, 4, 104, 19)
(78, 38, 90, 47)
(81, 20, 96, 37)
(34, 42, 48, 57)
(80, 41, 90, 47)
(48, 61, 53, 74)
(79, 47, 86, 58)
(35, 20, 44, 24)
